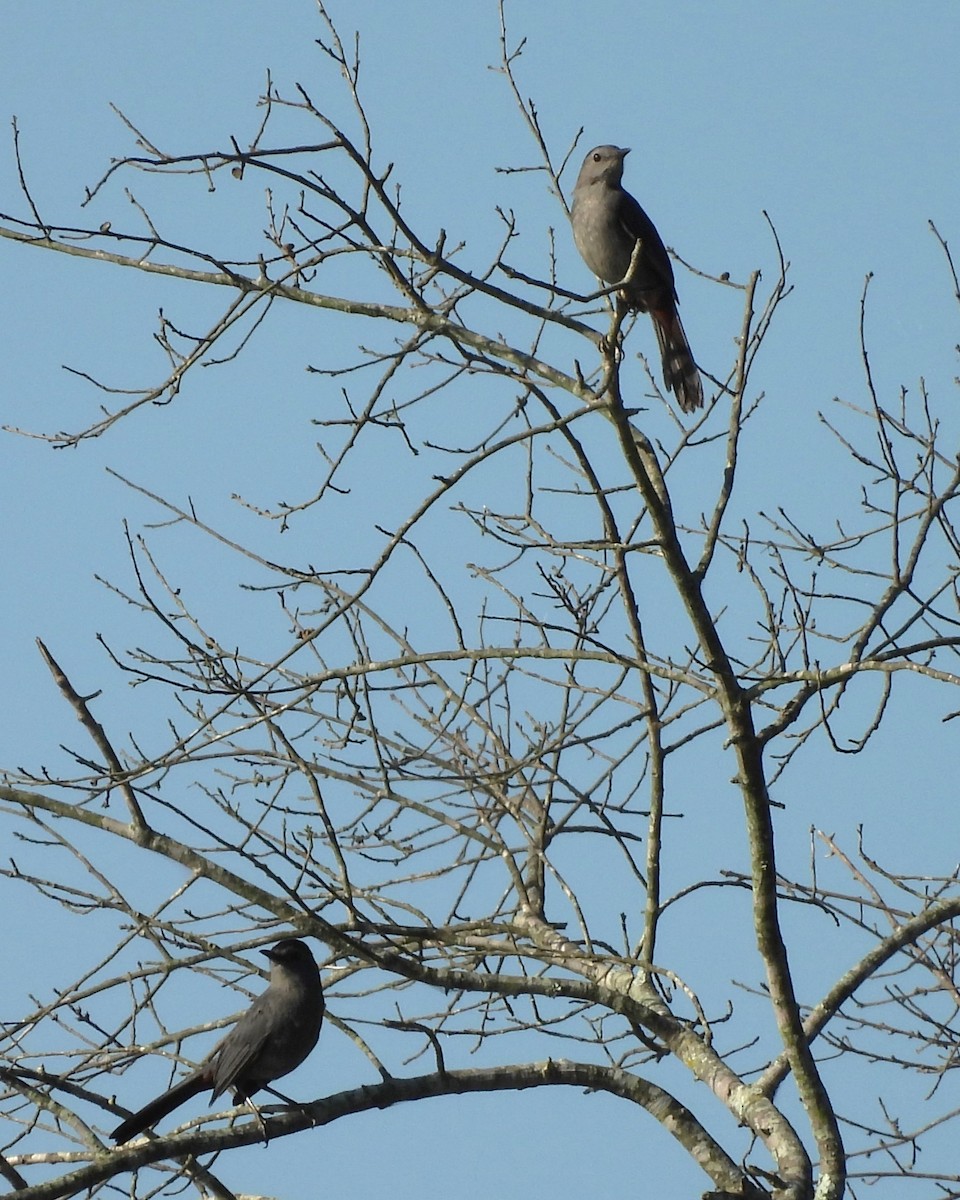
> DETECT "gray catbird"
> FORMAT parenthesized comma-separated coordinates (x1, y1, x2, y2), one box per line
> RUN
(111, 938, 324, 1143)
(571, 144, 703, 413)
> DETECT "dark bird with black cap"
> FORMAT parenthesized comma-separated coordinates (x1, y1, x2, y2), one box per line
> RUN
(111, 938, 323, 1143)
(571, 144, 703, 414)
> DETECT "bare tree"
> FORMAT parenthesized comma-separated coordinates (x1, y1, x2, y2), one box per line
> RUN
(3, 10, 960, 1200)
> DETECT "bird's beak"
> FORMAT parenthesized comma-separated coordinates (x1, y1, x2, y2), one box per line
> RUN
(620, 147, 631, 158)
(262, 947, 277, 961)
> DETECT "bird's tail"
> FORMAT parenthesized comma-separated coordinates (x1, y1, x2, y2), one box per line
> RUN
(111, 1072, 208, 1143)
(652, 307, 703, 413)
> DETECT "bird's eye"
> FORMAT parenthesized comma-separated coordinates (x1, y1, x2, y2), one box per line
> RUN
(593, 153, 601, 162)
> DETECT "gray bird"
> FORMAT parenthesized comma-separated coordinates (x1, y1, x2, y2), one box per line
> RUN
(111, 938, 324, 1142)
(571, 144, 703, 413)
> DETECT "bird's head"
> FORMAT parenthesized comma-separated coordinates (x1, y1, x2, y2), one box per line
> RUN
(263, 938, 317, 971)
(575, 144, 630, 190)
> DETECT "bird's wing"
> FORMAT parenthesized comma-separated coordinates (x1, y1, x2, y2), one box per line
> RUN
(617, 190, 677, 299)
(208, 997, 274, 1099)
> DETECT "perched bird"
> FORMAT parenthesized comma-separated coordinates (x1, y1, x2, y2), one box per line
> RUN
(111, 938, 324, 1143)
(571, 144, 703, 413)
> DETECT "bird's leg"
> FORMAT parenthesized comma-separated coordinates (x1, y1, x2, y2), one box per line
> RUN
(231, 1088, 270, 1145)
(599, 298, 630, 369)
(248, 1097, 270, 1145)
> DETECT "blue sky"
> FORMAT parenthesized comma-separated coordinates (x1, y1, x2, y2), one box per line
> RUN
(2, 4, 959, 1197)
